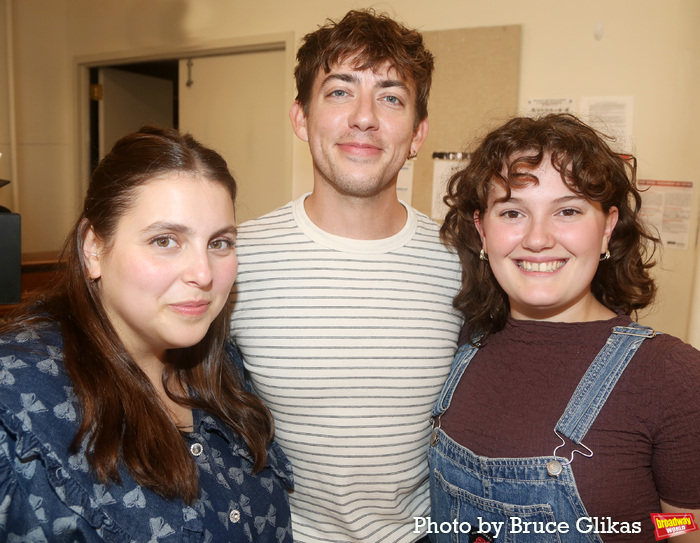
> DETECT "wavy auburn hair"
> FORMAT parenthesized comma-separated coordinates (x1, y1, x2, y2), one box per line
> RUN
(3, 126, 273, 502)
(441, 114, 659, 341)
(294, 8, 434, 126)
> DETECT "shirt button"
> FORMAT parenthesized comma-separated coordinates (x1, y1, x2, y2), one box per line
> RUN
(229, 509, 241, 523)
(190, 443, 203, 457)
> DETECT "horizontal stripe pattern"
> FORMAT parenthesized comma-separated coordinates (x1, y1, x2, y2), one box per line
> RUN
(230, 196, 462, 542)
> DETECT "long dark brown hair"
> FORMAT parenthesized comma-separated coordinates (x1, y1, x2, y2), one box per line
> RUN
(441, 114, 659, 341)
(294, 8, 434, 125)
(1, 126, 273, 502)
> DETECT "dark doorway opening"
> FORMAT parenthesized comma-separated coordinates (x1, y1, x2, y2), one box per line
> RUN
(89, 60, 179, 173)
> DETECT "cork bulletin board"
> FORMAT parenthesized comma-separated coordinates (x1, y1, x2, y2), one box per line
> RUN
(411, 25, 521, 218)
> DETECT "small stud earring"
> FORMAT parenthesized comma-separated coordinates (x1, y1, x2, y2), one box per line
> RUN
(407, 150, 418, 160)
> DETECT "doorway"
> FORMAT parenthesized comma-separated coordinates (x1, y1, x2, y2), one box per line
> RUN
(89, 60, 178, 172)
(82, 39, 293, 224)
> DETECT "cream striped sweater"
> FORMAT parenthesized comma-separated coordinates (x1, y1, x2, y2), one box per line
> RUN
(230, 194, 462, 542)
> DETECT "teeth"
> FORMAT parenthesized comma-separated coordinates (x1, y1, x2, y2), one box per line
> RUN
(518, 260, 565, 272)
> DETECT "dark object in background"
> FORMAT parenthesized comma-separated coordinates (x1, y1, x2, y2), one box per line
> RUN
(0, 179, 21, 304)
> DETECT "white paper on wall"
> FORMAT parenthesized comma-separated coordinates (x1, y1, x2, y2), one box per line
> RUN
(431, 153, 470, 221)
(578, 96, 634, 153)
(639, 179, 693, 250)
(525, 97, 575, 116)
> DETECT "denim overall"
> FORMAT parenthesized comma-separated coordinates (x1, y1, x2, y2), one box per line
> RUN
(428, 323, 656, 543)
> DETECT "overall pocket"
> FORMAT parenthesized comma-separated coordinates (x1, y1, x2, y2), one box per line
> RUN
(432, 468, 574, 543)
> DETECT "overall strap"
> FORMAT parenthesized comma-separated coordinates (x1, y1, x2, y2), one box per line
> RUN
(555, 322, 657, 444)
(432, 341, 480, 418)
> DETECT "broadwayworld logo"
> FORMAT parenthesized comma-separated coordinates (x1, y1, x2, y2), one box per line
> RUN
(651, 513, 698, 540)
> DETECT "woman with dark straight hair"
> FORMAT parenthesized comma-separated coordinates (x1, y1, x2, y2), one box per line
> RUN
(0, 126, 293, 542)
(429, 114, 700, 542)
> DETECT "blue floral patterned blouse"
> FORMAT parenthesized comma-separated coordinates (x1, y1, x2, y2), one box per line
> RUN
(0, 321, 294, 542)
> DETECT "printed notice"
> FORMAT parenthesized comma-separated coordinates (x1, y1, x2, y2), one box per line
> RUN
(638, 180, 694, 250)
(431, 152, 470, 221)
(525, 97, 575, 116)
(579, 96, 634, 153)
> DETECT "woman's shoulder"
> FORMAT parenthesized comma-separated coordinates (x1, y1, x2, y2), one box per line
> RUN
(0, 316, 64, 357)
(0, 318, 68, 386)
(0, 318, 74, 438)
(633, 321, 700, 370)
(587, 315, 700, 379)
(622, 323, 700, 425)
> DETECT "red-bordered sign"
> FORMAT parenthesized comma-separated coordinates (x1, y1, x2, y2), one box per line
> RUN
(651, 513, 698, 540)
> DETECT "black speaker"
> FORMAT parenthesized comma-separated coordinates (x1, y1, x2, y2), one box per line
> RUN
(0, 213, 21, 304)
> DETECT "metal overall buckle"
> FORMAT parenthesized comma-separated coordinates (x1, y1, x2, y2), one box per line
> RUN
(546, 429, 594, 477)
(430, 415, 442, 446)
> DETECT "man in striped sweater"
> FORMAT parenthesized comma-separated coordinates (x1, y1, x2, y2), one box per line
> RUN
(230, 9, 463, 542)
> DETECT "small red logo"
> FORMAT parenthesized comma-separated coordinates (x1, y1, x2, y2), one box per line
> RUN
(651, 513, 698, 540)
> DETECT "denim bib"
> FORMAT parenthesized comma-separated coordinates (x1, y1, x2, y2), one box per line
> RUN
(428, 323, 656, 543)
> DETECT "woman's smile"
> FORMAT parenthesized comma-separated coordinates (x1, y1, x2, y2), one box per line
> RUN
(516, 259, 567, 273)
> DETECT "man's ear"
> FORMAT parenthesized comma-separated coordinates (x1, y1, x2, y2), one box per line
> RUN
(410, 117, 429, 154)
(82, 222, 104, 281)
(289, 101, 309, 143)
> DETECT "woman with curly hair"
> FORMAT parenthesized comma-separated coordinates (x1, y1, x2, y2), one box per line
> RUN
(429, 114, 700, 542)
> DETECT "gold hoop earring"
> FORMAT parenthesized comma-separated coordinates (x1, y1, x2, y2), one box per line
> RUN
(599, 250, 610, 261)
(479, 249, 488, 261)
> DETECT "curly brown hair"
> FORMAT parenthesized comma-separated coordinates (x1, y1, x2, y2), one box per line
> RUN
(441, 114, 659, 340)
(293, 8, 434, 126)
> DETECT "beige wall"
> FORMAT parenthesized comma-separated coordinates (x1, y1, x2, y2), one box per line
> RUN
(2, 0, 699, 341)
(0, 0, 16, 210)
(2, 0, 77, 244)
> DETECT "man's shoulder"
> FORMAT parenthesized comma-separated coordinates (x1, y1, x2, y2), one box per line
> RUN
(236, 201, 296, 244)
(405, 206, 458, 256)
(239, 201, 294, 228)
(410, 206, 441, 233)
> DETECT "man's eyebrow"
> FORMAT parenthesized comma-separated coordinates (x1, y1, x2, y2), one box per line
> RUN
(377, 79, 409, 92)
(320, 73, 410, 93)
(320, 73, 359, 87)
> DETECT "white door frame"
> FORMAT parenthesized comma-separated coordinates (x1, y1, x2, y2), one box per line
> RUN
(72, 32, 296, 204)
